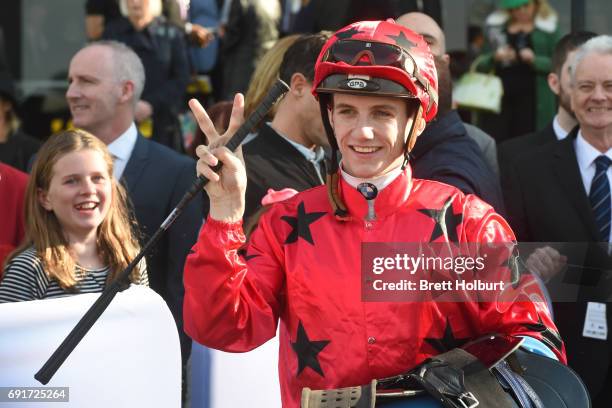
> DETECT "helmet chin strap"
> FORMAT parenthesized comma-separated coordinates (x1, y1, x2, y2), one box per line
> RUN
(401, 105, 423, 170)
(319, 95, 350, 220)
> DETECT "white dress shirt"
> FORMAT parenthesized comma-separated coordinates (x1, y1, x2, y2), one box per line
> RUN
(575, 131, 612, 242)
(274, 125, 326, 184)
(107, 123, 138, 180)
(552, 114, 570, 141)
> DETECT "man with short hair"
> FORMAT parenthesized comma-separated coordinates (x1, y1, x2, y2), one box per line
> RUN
(505, 35, 612, 406)
(66, 40, 202, 370)
(499, 31, 598, 196)
(397, 12, 504, 212)
(242, 32, 330, 220)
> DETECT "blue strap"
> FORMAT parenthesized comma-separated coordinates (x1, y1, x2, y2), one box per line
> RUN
(518, 336, 558, 360)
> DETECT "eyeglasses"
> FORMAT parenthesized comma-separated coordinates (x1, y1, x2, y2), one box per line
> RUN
(324, 39, 417, 77)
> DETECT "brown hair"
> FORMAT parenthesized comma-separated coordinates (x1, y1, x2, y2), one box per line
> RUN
(5, 129, 143, 288)
(244, 34, 302, 123)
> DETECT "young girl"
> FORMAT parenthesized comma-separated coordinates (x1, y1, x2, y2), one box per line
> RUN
(0, 129, 148, 302)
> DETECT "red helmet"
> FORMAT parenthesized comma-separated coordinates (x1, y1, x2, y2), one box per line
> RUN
(313, 19, 438, 122)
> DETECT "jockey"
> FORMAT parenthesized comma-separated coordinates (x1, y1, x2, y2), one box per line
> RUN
(184, 20, 571, 408)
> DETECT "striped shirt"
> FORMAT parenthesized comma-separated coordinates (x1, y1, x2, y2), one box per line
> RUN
(0, 247, 148, 303)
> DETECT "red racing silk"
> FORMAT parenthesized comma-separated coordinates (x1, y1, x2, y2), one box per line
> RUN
(183, 168, 566, 408)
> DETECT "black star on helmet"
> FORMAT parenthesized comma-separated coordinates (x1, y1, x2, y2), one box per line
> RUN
(418, 197, 463, 242)
(386, 30, 417, 50)
(335, 27, 363, 40)
(291, 321, 330, 377)
(281, 202, 326, 245)
(424, 318, 469, 353)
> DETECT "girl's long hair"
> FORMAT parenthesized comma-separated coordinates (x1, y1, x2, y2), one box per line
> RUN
(5, 129, 143, 289)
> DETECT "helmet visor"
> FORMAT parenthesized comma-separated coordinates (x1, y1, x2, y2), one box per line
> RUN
(325, 39, 416, 76)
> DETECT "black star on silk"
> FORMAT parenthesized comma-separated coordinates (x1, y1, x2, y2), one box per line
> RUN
(425, 318, 469, 353)
(418, 197, 463, 242)
(281, 202, 326, 245)
(386, 31, 417, 49)
(244, 252, 260, 262)
(237, 247, 259, 261)
(335, 27, 363, 40)
(291, 321, 330, 377)
(523, 316, 563, 352)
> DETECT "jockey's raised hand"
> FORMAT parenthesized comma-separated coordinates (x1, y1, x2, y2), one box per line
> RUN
(190, 93, 247, 222)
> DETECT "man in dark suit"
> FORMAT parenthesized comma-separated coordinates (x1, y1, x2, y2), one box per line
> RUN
(505, 35, 612, 406)
(499, 31, 598, 194)
(66, 41, 203, 372)
(397, 12, 504, 213)
(242, 33, 329, 221)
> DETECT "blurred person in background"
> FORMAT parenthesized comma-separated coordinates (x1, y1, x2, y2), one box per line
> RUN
(290, 0, 442, 34)
(103, 0, 191, 152)
(86, 0, 215, 47)
(187, 32, 324, 224)
(85, 0, 122, 40)
(243, 34, 301, 124)
(504, 36, 612, 406)
(223, 33, 301, 149)
(398, 12, 504, 212)
(499, 31, 598, 197)
(219, 0, 280, 100)
(187, 0, 221, 72)
(476, 0, 559, 142)
(0, 27, 9, 73)
(0, 70, 41, 172)
(241, 33, 330, 221)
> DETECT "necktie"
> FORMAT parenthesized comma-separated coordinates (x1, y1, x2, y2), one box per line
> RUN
(590, 155, 611, 242)
(111, 154, 121, 180)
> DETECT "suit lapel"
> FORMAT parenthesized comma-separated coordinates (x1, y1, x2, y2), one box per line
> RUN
(552, 129, 601, 241)
(121, 134, 149, 193)
(542, 123, 557, 145)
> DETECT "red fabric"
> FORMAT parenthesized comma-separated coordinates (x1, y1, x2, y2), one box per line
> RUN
(312, 20, 438, 121)
(184, 169, 565, 408)
(0, 163, 28, 272)
(261, 188, 299, 206)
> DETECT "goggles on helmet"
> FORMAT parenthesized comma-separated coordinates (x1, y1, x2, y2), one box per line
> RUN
(320, 38, 436, 111)
(323, 39, 417, 76)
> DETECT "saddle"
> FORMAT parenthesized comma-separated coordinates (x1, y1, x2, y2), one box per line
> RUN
(301, 335, 589, 408)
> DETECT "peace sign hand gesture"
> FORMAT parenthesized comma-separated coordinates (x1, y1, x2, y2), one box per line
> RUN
(189, 93, 247, 222)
